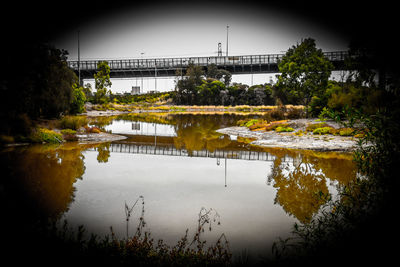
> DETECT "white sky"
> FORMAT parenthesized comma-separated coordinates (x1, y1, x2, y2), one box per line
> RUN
(53, 2, 349, 94)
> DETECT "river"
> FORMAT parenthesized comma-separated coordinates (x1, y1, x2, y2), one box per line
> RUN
(1, 113, 357, 262)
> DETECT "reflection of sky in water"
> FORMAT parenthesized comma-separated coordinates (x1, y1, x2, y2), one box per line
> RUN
(104, 120, 176, 136)
(3, 114, 357, 264)
(63, 150, 295, 258)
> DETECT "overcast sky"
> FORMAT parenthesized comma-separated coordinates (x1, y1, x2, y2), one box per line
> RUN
(52, 2, 350, 93)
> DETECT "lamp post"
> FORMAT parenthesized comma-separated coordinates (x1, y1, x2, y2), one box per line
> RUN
(155, 60, 157, 92)
(78, 30, 81, 85)
(140, 52, 144, 94)
(226, 25, 229, 57)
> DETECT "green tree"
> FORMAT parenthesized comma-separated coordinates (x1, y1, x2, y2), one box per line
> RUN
(94, 61, 112, 104)
(174, 64, 204, 104)
(1, 43, 77, 137)
(70, 83, 87, 114)
(82, 83, 92, 99)
(206, 64, 232, 86)
(197, 79, 226, 105)
(276, 38, 333, 111)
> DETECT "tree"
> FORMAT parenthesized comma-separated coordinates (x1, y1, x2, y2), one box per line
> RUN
(197, 79, 226, 105)
(82, 83, 92, 99)
(2, 43, 77, 123)
(276, 38, 333, 110)
(69, 83, 86, 114)
(94, 61, 112, 104)
(206, 64, 231, 86)
(174, 64, 204, 105)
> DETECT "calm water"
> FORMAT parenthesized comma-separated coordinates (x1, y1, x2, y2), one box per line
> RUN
(1, 113, 357, 261)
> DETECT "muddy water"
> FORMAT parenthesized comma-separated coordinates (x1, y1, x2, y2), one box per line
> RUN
(1, 113, 357, 260)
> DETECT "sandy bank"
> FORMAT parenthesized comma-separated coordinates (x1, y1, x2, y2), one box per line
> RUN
(217, 119, 359, 152)
(76, 132, 127, 144)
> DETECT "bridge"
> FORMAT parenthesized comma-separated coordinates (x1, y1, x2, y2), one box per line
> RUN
(67, 51, 348, 79)
(94, 142, 296, 162)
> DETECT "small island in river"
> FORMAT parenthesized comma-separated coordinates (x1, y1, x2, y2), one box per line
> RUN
(217, 118, 361, 152)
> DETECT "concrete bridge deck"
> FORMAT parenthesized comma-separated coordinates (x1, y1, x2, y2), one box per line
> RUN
(68, 51, 348, 79)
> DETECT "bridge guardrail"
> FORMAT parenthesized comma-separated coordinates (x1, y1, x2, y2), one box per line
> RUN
(67, 51, 348, 71)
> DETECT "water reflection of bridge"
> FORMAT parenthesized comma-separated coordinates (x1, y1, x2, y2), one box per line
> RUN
(100, 143, 294, 162)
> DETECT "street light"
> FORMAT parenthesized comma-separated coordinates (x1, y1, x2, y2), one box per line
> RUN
(141, 52, 144, 94)
(226, 25, 229, 57)
(78, 30, 80, 85)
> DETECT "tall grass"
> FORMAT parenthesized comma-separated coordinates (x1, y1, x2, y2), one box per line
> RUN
(59, 115, 88, 130)
(34, 200, 232, 266)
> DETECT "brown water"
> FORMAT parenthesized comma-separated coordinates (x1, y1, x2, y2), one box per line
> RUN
(1, 113, 357, 260)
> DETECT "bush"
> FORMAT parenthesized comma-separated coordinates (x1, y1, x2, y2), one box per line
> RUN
(84, 126, 101, 133)
(30, 128, 62, 143)
(59, 116, 88, 130)
(269, 107, 286, 120)
(249, 122, 268, 131)
(305, 122, 330, 132)
(312, 127, 332, 135)
(339, 128, 355, 136)
(70, 84, 87, 114)
(275, 126, 294, 132)
(286, 107, 306, 119)
(237, 119, 260, 127)
(60, 129, 77, 135)
(265, 120, 289, 131)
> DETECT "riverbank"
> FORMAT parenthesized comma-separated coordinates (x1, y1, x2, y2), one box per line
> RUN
(76, 131, 127, 144)
(217, 119, 359, 152)
(82, 103, 304, 117)
(2, 105, 358, 151)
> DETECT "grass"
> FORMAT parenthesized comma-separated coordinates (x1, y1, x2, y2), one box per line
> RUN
(21, 201, 232, 267)
(312, 127, 332, 135)
(59, 115, 88, 130)
(305, 122, 330, 132)
(30, 128, 63, 143)
(275, 126, 294, 132)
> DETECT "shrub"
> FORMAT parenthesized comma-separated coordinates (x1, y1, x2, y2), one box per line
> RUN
(305, 122, 330, 132)
(294, 130, 304, 136)
(269, 108, 286, 120)
(328, 128, 340, 135)
(265, 120, 289, 131)
(275, 126, 294, 132)
(60, 129, 77, 135)
(30, 128, 62, 143)
(237, 119, 261, 127)
(59, 116, 88, 130)
(249, 122, 269, 131)
(70, 83, 87, 114)
(313, 127, 332, 135)
(286, 107, 306, 119)
(84, 126, 101, 133)
(339, 128, 355, 136)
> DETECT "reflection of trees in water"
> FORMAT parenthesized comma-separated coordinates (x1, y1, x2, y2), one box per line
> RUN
(91, 113, 264, 153)
(1, 143, 93, 223)
(267, 149, 357, 224)
(172, 114, 248, 153)
(269, 157, 329, 224)
(96, 142, 111, 163)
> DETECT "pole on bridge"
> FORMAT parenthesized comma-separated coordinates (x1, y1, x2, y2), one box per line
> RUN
(218, 42, 222, 57)
(226, 25, 229, 57)
(141, 52, 144, 94)
(78, 30, 81, 85)
(225, 158, 227, 187)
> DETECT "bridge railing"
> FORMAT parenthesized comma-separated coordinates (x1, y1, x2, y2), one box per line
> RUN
(67, 51, 348, 71)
